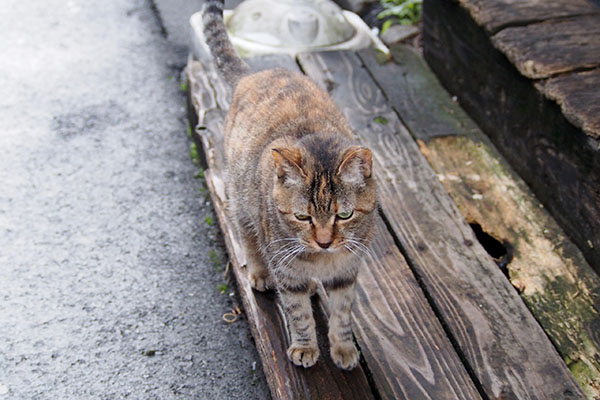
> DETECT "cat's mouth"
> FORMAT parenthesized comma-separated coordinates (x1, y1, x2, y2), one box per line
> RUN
(306, 241, 344, 254)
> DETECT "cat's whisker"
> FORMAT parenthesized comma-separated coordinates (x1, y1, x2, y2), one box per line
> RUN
(264, 237, 299, 251)
(344, 244, 361, 258)
(348, 238, 372, 255)
(344, 239, 373, 259)
(268, 243, 298, 265)
(271, 243, 305, 270)
(278, 246, 305, 271)
(267, 241, 302, 263)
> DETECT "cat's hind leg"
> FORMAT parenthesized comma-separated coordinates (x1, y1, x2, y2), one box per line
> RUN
(242, 234, 274, 292)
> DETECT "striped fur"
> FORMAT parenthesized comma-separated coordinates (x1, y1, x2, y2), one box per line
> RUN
(205, 1, 378, 370)
(201, 0, 250, 86)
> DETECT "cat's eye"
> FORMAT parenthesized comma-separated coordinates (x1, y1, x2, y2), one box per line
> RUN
(336, 210, 354, 220)
(295, 214, 312, 222)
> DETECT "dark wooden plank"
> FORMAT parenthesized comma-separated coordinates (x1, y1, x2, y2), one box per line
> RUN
(250, 54, 480, 400)
(537, 68, 600, 139)
(422, 0, 600, 274)
(358, 45, 481, 141)
(351, 219, 481, 400)
(457, 0, 600, 33)
(491, 15, 600, 79)
(189, 52, 481, 399)
(187, 57, 375, 400)
(298, 50, 587, 400)
(360, 47, 600, 397)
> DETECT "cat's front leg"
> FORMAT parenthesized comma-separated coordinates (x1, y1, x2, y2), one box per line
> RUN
(278, 282, 319, 368)
(326, 278, 359, 370)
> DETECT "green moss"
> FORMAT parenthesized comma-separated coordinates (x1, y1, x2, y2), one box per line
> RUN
(374, 116, 388, 125)
(568, 357, 600, 399)
(521, 275, 600, 397)
(217, 283, 229, 294)
(190, 142, 199, 164)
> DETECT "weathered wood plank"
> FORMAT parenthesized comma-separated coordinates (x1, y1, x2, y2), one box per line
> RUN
(189, 52, 482, 399)
(298, 50, 587, 400)
(419, 136, 600, 399)
(364, 43, 600, 393)
(491, 15, 600, 79)
(353, 219, 481, 400)
(358, 45, 481, 140)
(422, 0, 600, 274)
(187, 57, 375, 400)
(456, 0, 600, 33)
(536, 68, 600, 139)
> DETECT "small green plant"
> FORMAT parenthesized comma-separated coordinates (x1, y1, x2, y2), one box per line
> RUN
(187, 122, 193, 139)
(190, 142, 199, 164)
(180, 81, 188, 92)
(378, 0, 423, 33)
(374, 116, 388, 125)
(194, 168, 205, 180)
(218, 283, 229, 294)
(205, 215, 213, 226)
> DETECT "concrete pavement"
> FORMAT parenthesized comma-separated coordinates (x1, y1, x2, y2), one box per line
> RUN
(0, 0, 270, 398)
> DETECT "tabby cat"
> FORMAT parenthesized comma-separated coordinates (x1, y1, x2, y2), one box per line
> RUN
(201, 0, 377, 370)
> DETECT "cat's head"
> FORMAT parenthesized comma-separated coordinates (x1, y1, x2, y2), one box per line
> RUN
(271, 134, 377, 254)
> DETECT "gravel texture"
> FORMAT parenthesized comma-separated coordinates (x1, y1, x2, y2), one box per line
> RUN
(0, 0, 270, 398)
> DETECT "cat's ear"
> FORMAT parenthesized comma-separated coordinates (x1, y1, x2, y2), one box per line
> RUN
(272, 147, 306, 185)
(336, 146, 372, 185)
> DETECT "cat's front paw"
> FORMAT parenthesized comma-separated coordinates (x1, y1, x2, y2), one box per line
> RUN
(287, 343, 320, 368)
(330, 342, 359, 370)
(248, 271, 274, 292)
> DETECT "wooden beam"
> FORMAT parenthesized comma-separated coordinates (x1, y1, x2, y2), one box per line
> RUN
(360, 45, 600, 398)
(297, 50, 587, 400)
(352, 218, 481, 400)
(188, 51, 483, 399)
(422, 0, 600, 275)
(492, 15, 600, 79)
(536, 68, 600, 139)
(456, 0, 600, 34)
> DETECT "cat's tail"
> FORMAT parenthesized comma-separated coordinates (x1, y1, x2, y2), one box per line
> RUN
(201, 0, 250, 87)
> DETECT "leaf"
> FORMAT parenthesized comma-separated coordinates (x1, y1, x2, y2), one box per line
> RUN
(381, 19, 393, 33)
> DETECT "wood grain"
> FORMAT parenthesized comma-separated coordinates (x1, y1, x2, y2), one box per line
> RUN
(359, 50, 600, 398)
(297, 50, 587, 400)
(492, 15, 600, 79)
(352, 219, 481, 400)
(188, 53, 482, 399)
(187, 57, 374, 400)
(419, 135, 600, 399)
(422, 0, 600, 275)
(358, 45, 481, 141)
(537, 68, 600, 139)
(457, 0, 600, 33)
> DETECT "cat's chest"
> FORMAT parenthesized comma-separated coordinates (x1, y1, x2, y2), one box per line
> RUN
(294, 251, 357, 281)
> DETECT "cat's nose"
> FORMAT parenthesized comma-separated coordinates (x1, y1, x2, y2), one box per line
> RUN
(317, 240, 332, 249)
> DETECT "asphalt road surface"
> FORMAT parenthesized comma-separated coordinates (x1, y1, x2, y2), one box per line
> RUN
(0, 0, 270, 398)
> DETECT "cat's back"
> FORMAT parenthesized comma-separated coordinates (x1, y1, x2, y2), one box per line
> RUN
(224, 67, 353, 163)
